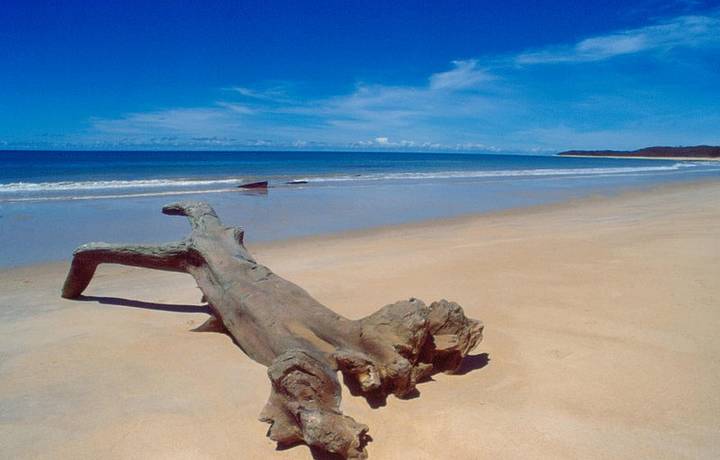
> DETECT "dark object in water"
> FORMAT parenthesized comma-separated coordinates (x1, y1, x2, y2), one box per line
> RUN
(238, 181, 268, 189)
(286, 180, 308, 184)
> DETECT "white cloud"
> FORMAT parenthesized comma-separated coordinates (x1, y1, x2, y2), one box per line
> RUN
(428, 60, 494, 90)
(216, 102, 255, 114)
(277, 60, 501, 131)
(227, 85, 289, 101)
(91, 107, 243, 136)
(229, 86, 258, 97)
(516, 14, 720, 64)
(79, 11, 720, 151)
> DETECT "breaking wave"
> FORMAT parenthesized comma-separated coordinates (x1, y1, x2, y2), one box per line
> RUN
(0, 177, 241, 193)
(0, 162, 709, 203)
(1, 188, 240, 203)
(302, 163, 695, 182)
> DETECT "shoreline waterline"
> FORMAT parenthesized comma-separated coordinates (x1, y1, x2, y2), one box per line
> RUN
(4, 177, 717, 271)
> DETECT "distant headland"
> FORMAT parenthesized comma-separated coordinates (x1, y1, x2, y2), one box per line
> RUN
(557, 145, 720, 160)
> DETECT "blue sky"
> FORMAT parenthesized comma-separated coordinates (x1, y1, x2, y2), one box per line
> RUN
(1, 0, 719, 152)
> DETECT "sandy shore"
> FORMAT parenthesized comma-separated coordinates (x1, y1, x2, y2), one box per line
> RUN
(2, 180, 719, 459)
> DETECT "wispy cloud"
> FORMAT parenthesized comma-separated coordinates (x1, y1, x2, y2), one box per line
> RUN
(515, 14, 720, 64)
(215, 102, 255, 114)
(91, 107, 245, 136)
(73, 11, 720, 152)
(88, 59, 507, 150)
(226, 85, 292, 102)
(429, 60, 495, 90)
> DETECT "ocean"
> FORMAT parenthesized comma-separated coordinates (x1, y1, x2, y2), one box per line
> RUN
(1, 150, 719, 267)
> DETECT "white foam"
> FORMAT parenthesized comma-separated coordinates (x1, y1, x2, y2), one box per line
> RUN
(0, 188, 241, 203)
(304, 163, 694, 182)
(0, 178, 241, 193)
(0, 163, 707, 203)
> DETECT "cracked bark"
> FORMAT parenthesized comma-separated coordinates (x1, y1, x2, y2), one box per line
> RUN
(61, 201, 484, 459)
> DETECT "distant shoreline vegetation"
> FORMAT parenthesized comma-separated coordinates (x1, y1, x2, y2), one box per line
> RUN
(558, 145, 720, 159)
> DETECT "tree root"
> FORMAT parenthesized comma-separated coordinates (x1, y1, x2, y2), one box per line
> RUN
(62, 201, 484, 459)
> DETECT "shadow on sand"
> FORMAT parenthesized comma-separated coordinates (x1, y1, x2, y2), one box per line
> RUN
(342, 352, 490, 409)
(454, 352, 490, 375)
(76, 295, 489, 459)
(276, 436, 374, 460)
(76, 295, 211, 314)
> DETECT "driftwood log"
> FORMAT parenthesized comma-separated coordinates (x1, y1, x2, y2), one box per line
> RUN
(61, 201, 484, 459)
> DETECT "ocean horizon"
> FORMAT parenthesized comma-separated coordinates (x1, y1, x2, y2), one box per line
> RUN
(1, 150, 719, 268)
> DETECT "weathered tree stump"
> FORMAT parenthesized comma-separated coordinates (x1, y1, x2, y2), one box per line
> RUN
(61, 201, 484, 459)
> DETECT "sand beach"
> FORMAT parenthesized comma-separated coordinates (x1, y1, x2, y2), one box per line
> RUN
(1, 180, 719, 459)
